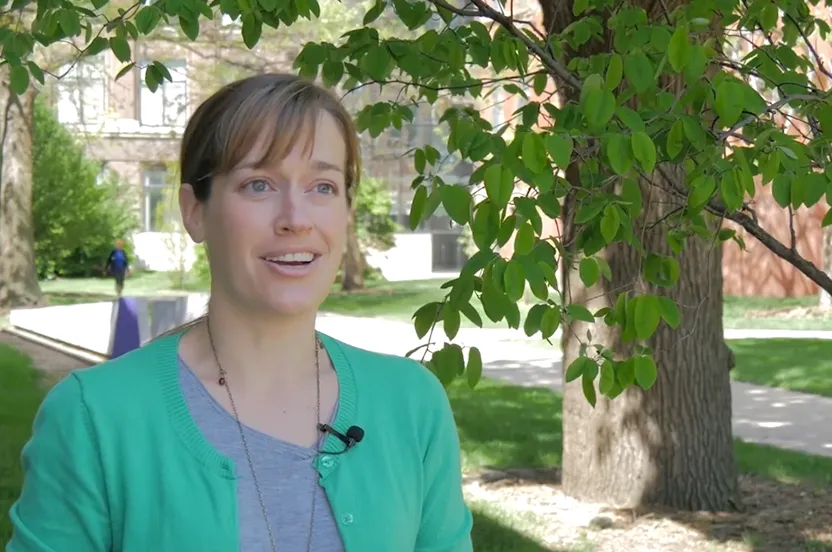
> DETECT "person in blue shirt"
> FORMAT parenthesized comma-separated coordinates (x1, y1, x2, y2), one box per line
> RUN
(105, 239, 130, 296)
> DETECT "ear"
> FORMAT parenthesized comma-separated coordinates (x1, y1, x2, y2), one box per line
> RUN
(179, 183, 205, 244)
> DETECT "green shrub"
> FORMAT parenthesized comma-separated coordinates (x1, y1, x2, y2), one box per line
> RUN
(33, 98, 139, 278)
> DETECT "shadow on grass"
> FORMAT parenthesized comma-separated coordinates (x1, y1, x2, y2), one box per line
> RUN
(472, 508, 569, 551)
(730, 338, 832, 398)
(447, 378, 563, 471)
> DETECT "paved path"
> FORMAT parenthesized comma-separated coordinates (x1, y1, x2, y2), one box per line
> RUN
(316, 314, 832, 458)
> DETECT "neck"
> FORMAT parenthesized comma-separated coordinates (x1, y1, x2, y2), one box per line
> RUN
(191, 294, 321, 390)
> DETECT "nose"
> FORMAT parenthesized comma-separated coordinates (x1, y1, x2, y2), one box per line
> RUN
(273, 186, 313, 235)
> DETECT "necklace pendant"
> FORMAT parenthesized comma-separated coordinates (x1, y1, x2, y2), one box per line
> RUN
(218, 376, 226, 386)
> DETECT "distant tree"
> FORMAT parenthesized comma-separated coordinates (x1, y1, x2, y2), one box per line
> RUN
(32, 97, 139, 278)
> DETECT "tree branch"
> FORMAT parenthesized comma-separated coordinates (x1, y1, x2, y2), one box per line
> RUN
(656, 164, 832, 294)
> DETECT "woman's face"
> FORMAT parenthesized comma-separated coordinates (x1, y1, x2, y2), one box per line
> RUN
(183, 111, 350, 318)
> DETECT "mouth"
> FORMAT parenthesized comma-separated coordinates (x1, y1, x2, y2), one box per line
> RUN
(260, 252, 322, 268)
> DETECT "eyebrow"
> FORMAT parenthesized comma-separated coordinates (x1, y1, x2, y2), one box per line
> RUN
(233, 159, 344, 174)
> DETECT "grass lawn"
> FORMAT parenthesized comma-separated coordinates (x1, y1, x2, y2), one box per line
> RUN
(730, 338, 832, 398)
(723, 295, 832, 331)
(0, 346, 45, 544)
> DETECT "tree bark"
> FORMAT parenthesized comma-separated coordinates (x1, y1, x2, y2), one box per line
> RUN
(820, 225, 832, 308)
(0, 67, 42, 311)
(540, 0, 739, 511)
(341, 206, 365, 291)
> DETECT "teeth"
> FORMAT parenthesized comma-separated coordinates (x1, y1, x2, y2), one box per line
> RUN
(266, 252, 315, 263)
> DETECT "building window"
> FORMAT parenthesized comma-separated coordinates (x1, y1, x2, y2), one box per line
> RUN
(140, 60, 188, 127)
(55, 55, 106, 124)
(143, 166, 173, 231)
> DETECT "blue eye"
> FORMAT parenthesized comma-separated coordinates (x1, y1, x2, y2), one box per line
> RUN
(316, 182, 337, 195)
(246, 179, 271, 193)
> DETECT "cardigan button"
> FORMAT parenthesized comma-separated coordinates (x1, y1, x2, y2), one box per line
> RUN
(321, 456, 334, 468)
(341, 513, 354, 525)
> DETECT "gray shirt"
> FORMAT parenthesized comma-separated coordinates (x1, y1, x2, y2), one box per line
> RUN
(179, 359, 345, 552)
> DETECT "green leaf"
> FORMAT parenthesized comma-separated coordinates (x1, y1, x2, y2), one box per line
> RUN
(109, 37, 131, 63)
(565, 357, 586, 382)
(545, 133, 573, 168)
(26, 61, 44, 85)
(362, 43, 392, 81)
(598, 359, 615, 396)
(136, 6, 162, 34)
(467, 347, 482, 388)
(443, 305, 460, 340)
(572, 0, 589, 16)
(503, 260, 526, 302)
(772, 174, 791, 208)
(600, 205, 620, 243)
(668, 24, 690, 72)
(582, 371, 597, 407)
(624, 51, 655, 93)
(484, 164, 513, 208)
(617, 358, 635, 387)
(666, 119, 685, 158)
(688, 175, 716, 208)
(412, 302, 441, 338)
(59, 9, 81, 36)
(720, 172, 743, 211)
(440, 185, 471, 225)
(459, 301, 483, 327)
(514, 222, 535, 256)
(606, 134, 632, 176)
(409, 185, 427, 230)
(581, 75, 616, 130)
(9, 65, 28, 95)
(631, 131, 656, 173)
(540, 307, 560, 339)
(595, 256, 612, 281)
(241, 14, 263, 49)
(523, 304, 546, 336)
(616, 106, 645, 133)
(634, 294, 660, 341)
(761, 150, 781, 184)
(714, 80, 744, 127)
(179, 16, 199, 41)
(566, 304, 595, 323)
(634, 355, 657, 390)
(579, 257, 599, 287)
(521, 132, 548, 174)
(533, 72, 548, 95)
(657, 296, 681, 328)
(823, 209, 832, 228)
(363, 0, 386, 24)
(605, 53, 623, 90)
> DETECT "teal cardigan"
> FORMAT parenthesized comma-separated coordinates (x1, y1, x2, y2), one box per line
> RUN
(7, 332, 474, 551)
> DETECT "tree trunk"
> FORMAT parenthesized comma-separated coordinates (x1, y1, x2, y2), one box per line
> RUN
(560, 169, 739, 511)
(540, 0, 739, 511)
(341, 207, 365, 291)
(0, 69, 42, 311)
(820, 225, 832, 308)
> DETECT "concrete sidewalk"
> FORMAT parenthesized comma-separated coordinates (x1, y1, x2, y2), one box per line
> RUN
(316, 313, 832, 458)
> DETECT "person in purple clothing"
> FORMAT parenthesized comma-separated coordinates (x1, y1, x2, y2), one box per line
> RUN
(105, 239, 130, 296)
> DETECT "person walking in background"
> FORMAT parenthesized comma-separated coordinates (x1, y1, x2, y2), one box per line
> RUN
(105, 239, 130, 297)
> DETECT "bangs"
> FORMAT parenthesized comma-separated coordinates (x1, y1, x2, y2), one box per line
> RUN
(216, 87, 325, 175)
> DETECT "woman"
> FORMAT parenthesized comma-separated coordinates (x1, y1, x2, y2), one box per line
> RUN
(7, 74, 473, 551)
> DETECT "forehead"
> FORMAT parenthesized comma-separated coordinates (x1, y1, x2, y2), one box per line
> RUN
(235, 111, 347, 174)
